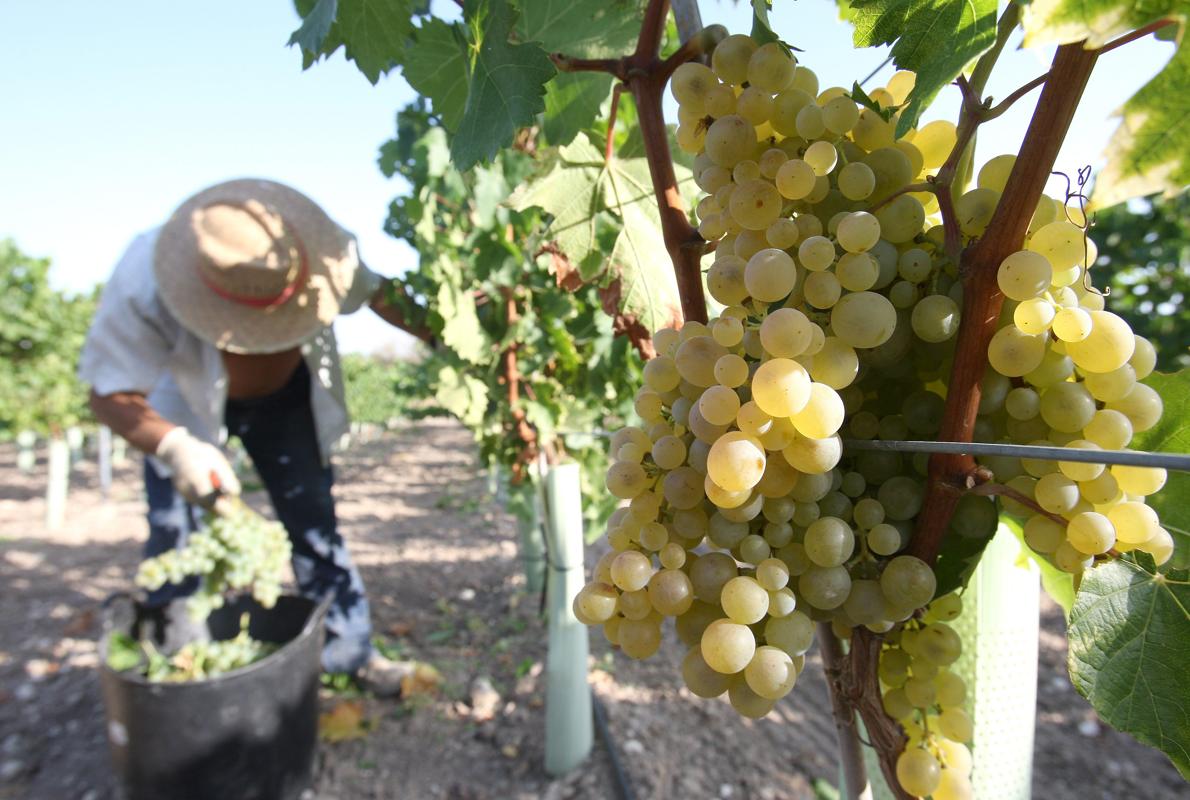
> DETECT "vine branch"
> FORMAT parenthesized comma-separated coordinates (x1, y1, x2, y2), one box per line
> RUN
(910, 41, 1102, 565)
(818, 624, 877, 800)
(971, 482, 1069, 527)
(501, 288, 538, 467)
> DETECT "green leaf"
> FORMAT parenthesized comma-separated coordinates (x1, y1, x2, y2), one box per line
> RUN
(1004, 516, 1077, 614)
(517, 0, 641, 147)
(403, 18, 470, 132)
(752, 0, 779, 44)
(1068, 557, 1190, 778)
(849, 81, 895, 121)
(435, 364, 490, 427)
(450, 0, 557, 171)
(288, 0, 339, 55)
(542, 73, 615, 146)
(436, 279, 488, 364)
(291, 0, 413, 84)
(932, 494, 1000, 598)
(509, 136, 608, 273)
(105, 632, 144, 673)
(1092, 39, 1190, 209)
(509, 135, 684, 336)
(1021, 0, 1187, 48)
(848, 0, 999, 136)
(1130, 369, 1190, 568)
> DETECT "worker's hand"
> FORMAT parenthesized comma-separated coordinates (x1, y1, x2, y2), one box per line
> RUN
(155, 427, 241, 509)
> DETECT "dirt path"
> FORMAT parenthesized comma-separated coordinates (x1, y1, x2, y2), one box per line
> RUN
(0, 419, 1183, 800)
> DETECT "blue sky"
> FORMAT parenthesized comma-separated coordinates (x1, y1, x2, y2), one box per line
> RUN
(0, 1, 1173, 354)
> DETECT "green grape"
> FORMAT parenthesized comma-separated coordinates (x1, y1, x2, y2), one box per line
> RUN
(764, 610, 815, 656)
(914, 120, 957, 169)
(978, 153, 1017, 192)
(804, 140, 838, 176)
(836, 212, 881, 253)
(701, 619, 757, 674)
(1106, 382, 1163, 432)
(880, 555, 936, 609)
(803, 271, 842, 309)
(803, 516, 855, 567)
(1112, 464, 1166, 497)
(1052, 306, 1092, 342)
(1029, 220, 1086, 271)
(837, 162, 875, 200)
(987, 325, 1047, 377)
(707, 431, 767, 492)
(730, 179, 784, 231)
(791, 382, 845, 439)
(822, 95, 860, 134)
(1066, 310, 1135, 374)
(752, 358, 812, 417)
(830, 291, 897, 349)
(997, 249, 1052, 301)
(765, 218, 800, 249)
(745, 248, 798, 302)
(759, 307, 814, 357)
(896, 748, 942, 797)
(776, 159, 817, 199)
(705, 115, 757, 167)
(1035, 472, 1080, 514)
(682, 647, 731, 698)
(720, 576, 770, 624)
(770, 88, 814, 136)
(745, 645, 798, 699)
(715, 353, 750, 388)
(875, 195, 926, 243)
(911, 295, 960, 343)
(711, 33, 757, 84)
(699, 385, 741, 426)
(1039, 381, 1096, 433)
(747, 42, 796, 92)
(795, 103, 826, 140)
(798, 565, 851, 609)
(736, 87, 773, 125)
(1014, 297, 1055, 334)
(955, 187, 1001, 237)
(707, 256, 749, 305)
(898, 248, 933, 282)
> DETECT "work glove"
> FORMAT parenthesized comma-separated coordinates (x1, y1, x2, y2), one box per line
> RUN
(155, 427, 241, 510)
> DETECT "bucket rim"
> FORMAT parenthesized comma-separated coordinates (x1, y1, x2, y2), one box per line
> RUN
(99, 593, 332, 689)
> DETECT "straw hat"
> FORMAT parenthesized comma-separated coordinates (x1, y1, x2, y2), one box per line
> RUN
(154, 178, 362, 354)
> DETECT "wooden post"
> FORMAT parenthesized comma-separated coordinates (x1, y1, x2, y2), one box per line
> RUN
(98, 425, 113, 499)
(543, 462, 593, 776)
(46, 437, 69, 530)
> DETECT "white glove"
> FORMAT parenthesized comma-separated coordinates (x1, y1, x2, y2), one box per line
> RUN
(155, 427, 241, 507)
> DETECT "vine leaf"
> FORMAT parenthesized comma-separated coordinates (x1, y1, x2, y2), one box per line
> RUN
(1129, 369, 1190, 568)
(436, 279, 487, 364)
(847, 0, 999, 136)
(1094, 39, 1189, 208)
(509, 134, 683, 346)
(1021, 0, 1186, 48)
(289, 0, 413, 84)
(450, 0, 556, 170)
(403, 18, 470, 132)
(517, 0, 642, 146)
(435, 364, 489, 427)
(1067, 556, 1190, 778)
(751, 0, 781, 45)
(1019, 1, 1189, 207)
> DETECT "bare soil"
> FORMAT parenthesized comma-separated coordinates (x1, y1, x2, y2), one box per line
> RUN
(0, 419, 1183, 800)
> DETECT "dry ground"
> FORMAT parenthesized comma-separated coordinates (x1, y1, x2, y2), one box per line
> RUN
(0, 419, 1183, 800)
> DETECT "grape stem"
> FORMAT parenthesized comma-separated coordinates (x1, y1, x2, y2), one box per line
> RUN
(818, 623, 880, 800)
(868, 181, 935, 212)
(910, 41, 1102, 565)
(970, 482, 1069, 527)
(550, 0, 709, 326)
(844, 628, 914, 800)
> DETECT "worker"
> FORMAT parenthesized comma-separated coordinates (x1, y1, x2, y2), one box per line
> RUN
(80, 178, 423, 694)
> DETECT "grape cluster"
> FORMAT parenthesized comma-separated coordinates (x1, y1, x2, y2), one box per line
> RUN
(987, 214, 1170, 571)
(143, 614, 277, 682)
(575, 32, 1167, 798)
(880, 593, 973, 798)
(136, 503, 291, 621)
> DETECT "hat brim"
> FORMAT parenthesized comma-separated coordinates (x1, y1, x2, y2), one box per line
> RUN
(154, 178, 359, 354)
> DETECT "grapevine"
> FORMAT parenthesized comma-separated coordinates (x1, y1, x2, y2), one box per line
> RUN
(575, 30, 1173, 799)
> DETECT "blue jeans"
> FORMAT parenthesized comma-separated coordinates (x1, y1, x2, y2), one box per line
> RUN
(143, 362, 373, 673)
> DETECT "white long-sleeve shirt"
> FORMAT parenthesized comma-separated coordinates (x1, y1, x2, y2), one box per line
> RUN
(78, 228, 382, 463)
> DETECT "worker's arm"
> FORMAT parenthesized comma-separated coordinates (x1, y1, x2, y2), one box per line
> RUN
(89, 390, 175, 454)
(90, 390, 240, 503)
(369, 278, 435, 345)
